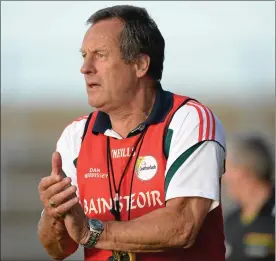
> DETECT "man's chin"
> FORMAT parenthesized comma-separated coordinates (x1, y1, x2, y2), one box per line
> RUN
(88, 99, 106, 111)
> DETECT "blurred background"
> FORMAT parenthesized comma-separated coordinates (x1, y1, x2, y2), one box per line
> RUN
(1, 1, 275, 260)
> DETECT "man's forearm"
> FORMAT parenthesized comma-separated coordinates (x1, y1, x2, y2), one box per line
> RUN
(95, 197, 211, 253)
(96, 207, 193, 252)
(38, 212, 78, 260)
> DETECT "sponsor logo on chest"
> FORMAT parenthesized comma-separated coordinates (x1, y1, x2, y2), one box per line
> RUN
(83, 146, 134, 179)
(83, 190, 163, 215)
(84, 145, 159, 181)
(111, 147, 135, 159)
(135, 156, 158, 181)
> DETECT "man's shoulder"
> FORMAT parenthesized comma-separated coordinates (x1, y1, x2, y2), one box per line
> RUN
(169, 99, 225, 145)
(59, 115, 90, 140)
(56, 114, 91, 155)
(171, 98, 220, 123)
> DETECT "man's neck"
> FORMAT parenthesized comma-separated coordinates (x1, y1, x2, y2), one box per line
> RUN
(240, 181, 272, 218)
(108, 83, 157, 138)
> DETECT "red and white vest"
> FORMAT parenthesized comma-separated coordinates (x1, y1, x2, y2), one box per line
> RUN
(77, 94, 226, 261)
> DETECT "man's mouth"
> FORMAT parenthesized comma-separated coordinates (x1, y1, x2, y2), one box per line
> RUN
(87, 83, 101, 88)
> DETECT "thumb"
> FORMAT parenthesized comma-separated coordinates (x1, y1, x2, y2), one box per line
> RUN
(51, 151, 62, 176)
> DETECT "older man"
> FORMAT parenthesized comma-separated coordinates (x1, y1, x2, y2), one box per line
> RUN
(38, 5, 226, 261)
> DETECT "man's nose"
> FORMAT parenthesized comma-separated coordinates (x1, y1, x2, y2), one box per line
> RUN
(80, 56, 97, 75)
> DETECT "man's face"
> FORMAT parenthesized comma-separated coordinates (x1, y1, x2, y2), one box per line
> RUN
(80, 18, 138, 111)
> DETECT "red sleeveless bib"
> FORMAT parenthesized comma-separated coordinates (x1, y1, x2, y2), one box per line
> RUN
(77, 94, 225, 261)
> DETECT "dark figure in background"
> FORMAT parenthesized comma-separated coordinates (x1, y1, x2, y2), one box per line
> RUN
(224, 134, 275, 261)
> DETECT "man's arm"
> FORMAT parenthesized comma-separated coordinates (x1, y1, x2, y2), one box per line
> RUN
(90, 197, 211, 252)
(38, 118, 87, 260)
(38, 211, 78, 260)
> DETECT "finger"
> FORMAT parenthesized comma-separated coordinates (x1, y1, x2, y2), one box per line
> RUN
(38, 175, 63, 192)
(51, 152, 62, 176)
(49, 185, 77, 207)
(51, 196, 79, 218)
(55, 208, 66, 219)
(43, 177, 72, 203)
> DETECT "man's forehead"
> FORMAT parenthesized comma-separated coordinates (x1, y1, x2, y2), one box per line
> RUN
(82, 19, 123, 45)
(91, 18, 124, 31)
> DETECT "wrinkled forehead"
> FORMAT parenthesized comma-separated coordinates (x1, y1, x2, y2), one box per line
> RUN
(81, 18, 124, 50)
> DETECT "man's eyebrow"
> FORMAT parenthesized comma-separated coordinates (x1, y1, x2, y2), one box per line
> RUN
(79, 46, 108, 53)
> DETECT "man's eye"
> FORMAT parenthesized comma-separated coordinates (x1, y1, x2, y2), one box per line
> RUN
(82, 53, 86, 59)
(96, 52, 105, 58)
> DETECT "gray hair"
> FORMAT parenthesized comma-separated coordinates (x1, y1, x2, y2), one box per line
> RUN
(86, 5, 165, 82)
(227, 133, 274, 182)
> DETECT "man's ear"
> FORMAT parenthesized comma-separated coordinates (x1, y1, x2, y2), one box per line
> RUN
(134, 54, 150, 78)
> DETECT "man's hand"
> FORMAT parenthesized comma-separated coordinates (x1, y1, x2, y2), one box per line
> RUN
(38, 152, 80, 260)
(38, 152, 90, 246)
(38, 152, 79, 227)
(63, 201, 91, 246)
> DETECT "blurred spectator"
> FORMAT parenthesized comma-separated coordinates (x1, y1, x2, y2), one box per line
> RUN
(223, 133, 275, 261)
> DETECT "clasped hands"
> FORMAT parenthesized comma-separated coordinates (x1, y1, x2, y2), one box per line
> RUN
(38, 152, 92, 245)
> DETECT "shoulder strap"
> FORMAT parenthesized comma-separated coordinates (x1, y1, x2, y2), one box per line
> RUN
(163, 98, 197, 159)
(81, 112, 93, 143)
(73, 112, 96, 169)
